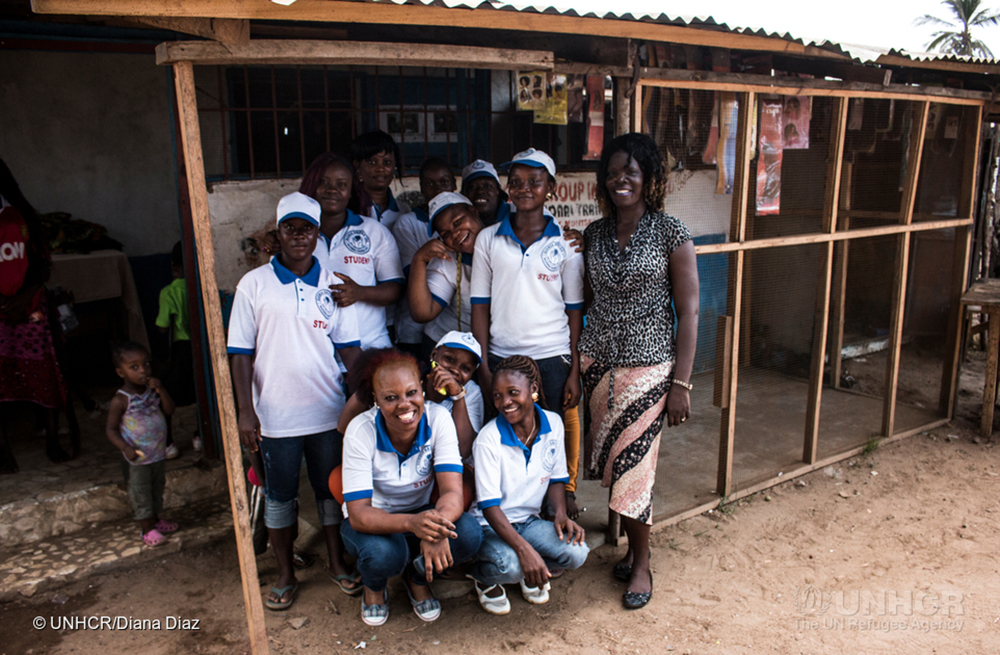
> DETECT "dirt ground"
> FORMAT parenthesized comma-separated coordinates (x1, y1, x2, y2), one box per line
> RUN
(3, 356, 1000, 654)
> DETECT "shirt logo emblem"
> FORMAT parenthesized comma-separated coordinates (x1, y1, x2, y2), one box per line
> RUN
(344, 229, 371, 255)
(542, 437, 558, 470)
(315, 289, 335, 319)
(415, 444, 434, 476)
(540, 241, 566, 272)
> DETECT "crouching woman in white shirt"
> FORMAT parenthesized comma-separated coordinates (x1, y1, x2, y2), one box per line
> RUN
(340, 349, 483, 626)
(469, 355, 589, 615)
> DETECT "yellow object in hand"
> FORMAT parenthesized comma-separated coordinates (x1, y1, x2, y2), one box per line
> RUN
(430, 361, 448, 395)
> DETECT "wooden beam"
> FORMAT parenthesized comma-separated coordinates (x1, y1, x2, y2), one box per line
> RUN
(32, 0, 855, 60)
(803, 97, 848, 464)
(156, 39, 554, 70)
(882, 100, 929, 437)
(771, 54, 892, 86)
(638, 70, 989, 103)
(135, 16, 248, 45)
(171, 60, 270, 655)
(874, 53, 1000, 76)
(830, 162, 852, 390)
(717, 90, 754, 499)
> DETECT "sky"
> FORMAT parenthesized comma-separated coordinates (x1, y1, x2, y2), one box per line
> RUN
(551, 0, 1000, 57)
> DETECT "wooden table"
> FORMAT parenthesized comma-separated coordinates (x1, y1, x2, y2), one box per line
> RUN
(960, 278, 1000, 438)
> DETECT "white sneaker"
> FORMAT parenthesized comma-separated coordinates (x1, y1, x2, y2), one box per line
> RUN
(474, 581, 511, 615)
(165, 444, 180, 460)
(519, 579, 550, 605)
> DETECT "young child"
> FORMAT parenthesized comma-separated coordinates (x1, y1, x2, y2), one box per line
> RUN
(105, 341, 178, 547)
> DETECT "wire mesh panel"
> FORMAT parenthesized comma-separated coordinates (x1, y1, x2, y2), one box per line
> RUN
(730, 243, 826, 489)
(914, 105, 979, 220)
(893, 228, 957, 433)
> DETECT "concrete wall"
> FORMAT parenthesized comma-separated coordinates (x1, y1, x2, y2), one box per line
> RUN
(0, 50, 179, 257)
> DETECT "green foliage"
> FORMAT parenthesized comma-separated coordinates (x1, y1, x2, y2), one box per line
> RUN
(914, 0, 1000, 58)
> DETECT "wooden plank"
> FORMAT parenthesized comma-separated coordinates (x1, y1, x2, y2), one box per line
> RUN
(32, 0, 855, 60)
(881, 101, 929, 437)
(713, 315, 733, 408)
(771, 54, 892, 86)
(983, 308, 1000, 438)
(171, 60, 270, 655)
(803, 97, 848, 463)
(156, 39, 554, 70)
(631, 82, 643, 134)
(874, 53, 1000, 76)
(638, 70, 989, 103)
(831, 161, 853, 390)
(716, 90, 754, 499)
(135, 17, 249, 45)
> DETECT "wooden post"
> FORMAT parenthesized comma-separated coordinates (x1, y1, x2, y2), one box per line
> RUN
(882, 101, 929, 437)
(172, 60, 270, 655)
(940, 105, 983, 416)
(804, 97, 849, 463)
(717, 90, 754, 498)
(830, 162, 852, 389)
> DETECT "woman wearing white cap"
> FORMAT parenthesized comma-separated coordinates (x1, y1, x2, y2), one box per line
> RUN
(228, 191, 363, 611)
(460, 160, 510, 228)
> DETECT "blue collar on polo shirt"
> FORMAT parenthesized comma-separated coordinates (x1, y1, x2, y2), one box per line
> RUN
(413, 207, 430, 223)
(495, 404, 551, 466)
(318, 209, 364, 246)
(374, 409, 432, 469)
(271, 255, 321, 286)
(460, 252, 473, 266)
(496, 214, 561, 253)
(373, 190, 400, 218)
(486, 202, 512, 228)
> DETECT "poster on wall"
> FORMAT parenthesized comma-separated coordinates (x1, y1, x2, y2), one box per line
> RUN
(583, 76, 605, 160)
(756, 98, 784, 216)
(534, 73, 568, 125)
(517, 71, 547, 110)
(715, 92, 738, 194)
(567, 74, 585, 123)
(782, 95, 811, 149)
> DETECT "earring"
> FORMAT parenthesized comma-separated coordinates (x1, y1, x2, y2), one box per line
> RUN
(546, 192, 554, 201)
(532, 392, 539, 402)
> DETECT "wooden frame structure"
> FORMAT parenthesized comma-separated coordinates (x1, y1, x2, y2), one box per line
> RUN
(27, 2, 995, 651)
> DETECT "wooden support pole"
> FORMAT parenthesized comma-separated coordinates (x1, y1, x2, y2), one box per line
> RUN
(171, 60, 270, 655)
(882, 100, 929, 437)
(717, 90, 754, 499)
(830, 161, 852, 390)
(803, 97, 848, 464)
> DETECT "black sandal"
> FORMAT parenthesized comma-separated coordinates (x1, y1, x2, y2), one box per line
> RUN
(622, 570, 653, 610)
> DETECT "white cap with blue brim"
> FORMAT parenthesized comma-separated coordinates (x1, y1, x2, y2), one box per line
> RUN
(276, 191, 321, 227)
(434, 330, 482, 365)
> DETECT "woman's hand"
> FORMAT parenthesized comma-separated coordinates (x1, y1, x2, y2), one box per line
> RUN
(238, 408, 261, 451)
(516, 544, 550, 589)
(666, 386, 690, 427)
(330, 273, 365, 307)
(429, 365, 463, 398)
(420, 537, 454, 583)
(553, 515, 586, 546)
(414, 239, 452, 266)
(407, 509, 457, 542)
(562, 369, 581, 409)
(563, 226, 585, 253)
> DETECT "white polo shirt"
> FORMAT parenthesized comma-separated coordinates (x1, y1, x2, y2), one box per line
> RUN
(313, 209, 404, 350)
(470, 215, 584, 359)
(341, 402, 463, 518)
(391, 207, 433, 344)
(227, 257, 361, 438)
(365, 190, 409, 232)
(425, 252, 473, 342)
(472, 406, 568, 526)
(431, 378, 484, 434)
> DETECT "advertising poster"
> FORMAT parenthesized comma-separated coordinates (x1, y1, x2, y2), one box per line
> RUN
(534, 73, 568, 125)
(782, 95, 811, 149)
(517, 71, 547, 110)
(756, 98, 784, 216)
(583, 75, 605, 160)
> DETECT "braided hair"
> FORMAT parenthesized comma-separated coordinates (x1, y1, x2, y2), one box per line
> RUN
(493, 355, 546, 410)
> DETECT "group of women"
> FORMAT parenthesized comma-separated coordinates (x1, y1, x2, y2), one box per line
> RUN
(227, 129, 699, 626)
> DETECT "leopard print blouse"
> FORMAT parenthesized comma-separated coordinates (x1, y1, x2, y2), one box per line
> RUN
(579, 211, 692, 366)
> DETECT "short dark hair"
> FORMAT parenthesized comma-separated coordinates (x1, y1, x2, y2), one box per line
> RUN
(595, 133, 668, 219)
(171, 241, 184, 269)
(112, 341, 149, 366)
(419, 157, 451, 179)
(350, 130, 402, 177)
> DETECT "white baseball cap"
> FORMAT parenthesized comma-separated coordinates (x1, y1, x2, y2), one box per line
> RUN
(434, 331, 482, 365)
(502, 148, 556, 178)
(462, 160, 501, 186)
(276, 191, 321, 227)
(427, 192, 474, 236)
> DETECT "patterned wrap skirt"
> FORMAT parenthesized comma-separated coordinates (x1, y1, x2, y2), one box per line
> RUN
(581, 355, 673, 525)
(0, 296, 67, 409)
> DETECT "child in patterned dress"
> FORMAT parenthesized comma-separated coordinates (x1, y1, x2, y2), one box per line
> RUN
(105, 341, 178, 547)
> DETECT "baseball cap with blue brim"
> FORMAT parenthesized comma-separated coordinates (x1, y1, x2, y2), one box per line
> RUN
(427, 192, 474, 237)
(435, 330, 482, 365)
(462, 160, 501, 186)
(276, 191, 321, 227)
(501, 148, 556, 178)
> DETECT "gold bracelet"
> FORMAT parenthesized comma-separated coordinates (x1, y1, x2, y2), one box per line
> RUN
(672, 379, 693, 391)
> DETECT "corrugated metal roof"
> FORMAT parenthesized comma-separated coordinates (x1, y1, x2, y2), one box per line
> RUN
(369, 0, 1000, 66)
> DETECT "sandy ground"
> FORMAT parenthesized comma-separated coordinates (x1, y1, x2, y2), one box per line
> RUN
(3, 356, 1000, 654)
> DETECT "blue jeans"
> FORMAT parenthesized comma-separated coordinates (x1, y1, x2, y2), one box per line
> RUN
(340, 509, 483, 593)
(259, 429, 341, 529)
(488, 354, 570, 419)
(471, 515, 589, 586)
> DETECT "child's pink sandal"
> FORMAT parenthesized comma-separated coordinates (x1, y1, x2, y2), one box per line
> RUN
(142, 529, 167, 548)
(154, 519, 179, 534)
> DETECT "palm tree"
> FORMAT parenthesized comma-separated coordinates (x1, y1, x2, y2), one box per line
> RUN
(914, 0, 1000, 58)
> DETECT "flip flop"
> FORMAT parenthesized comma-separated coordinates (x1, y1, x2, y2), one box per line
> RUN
(292, 551, 316, 570)
(265, 584, 298, 611)
(331, 572, 363, 596)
